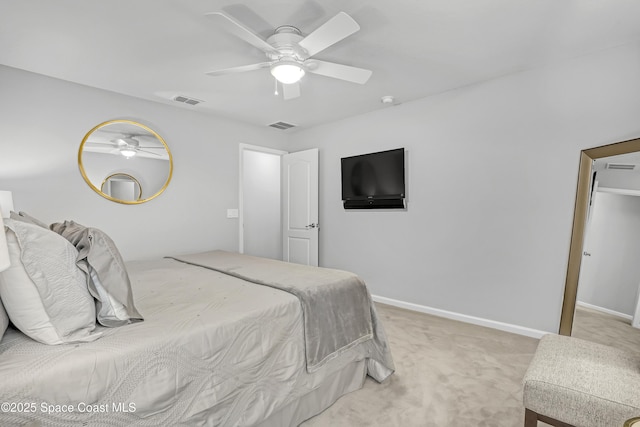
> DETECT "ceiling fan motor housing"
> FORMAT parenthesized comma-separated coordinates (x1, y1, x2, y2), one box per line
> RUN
(266, 26, 309, 64)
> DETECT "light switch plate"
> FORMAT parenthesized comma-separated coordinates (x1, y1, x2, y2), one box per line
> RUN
(227, 208, 239, 218)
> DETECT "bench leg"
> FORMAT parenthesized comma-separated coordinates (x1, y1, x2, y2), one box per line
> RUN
(525, 408, 576, 427)
(525, 408, 538, 427)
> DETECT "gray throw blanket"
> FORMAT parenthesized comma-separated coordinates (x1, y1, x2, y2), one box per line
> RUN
(170, 250, 385, 374)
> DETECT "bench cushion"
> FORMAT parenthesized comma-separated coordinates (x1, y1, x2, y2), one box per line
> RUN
(523, 334, 640, 427)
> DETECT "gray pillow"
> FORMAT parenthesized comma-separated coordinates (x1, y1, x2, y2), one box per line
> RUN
(0, 299, 8, 343)
(50, 220, 143, 327)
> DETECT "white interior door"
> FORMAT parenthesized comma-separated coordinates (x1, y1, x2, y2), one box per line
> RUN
(282, 148, 319, 266)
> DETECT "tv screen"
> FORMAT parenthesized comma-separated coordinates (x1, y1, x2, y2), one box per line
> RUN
(341, 148, 405, 202)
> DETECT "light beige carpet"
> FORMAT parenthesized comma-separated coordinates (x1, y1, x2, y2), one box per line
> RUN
(302, 303, 539, 427)
(572, 305, 640, 354)
(302, 304, 640, 427)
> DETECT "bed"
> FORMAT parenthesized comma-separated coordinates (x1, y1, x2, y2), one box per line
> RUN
(0, 218, 394, 426)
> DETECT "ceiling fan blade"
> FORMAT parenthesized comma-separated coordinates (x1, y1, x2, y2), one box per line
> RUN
(137, 149, 162, 156)
(206, 62, 271, 77)
(306, 60, 372, 84)
(85, 141, 117, 147)
(205, 12, 278, 55)
(221, 4, 274, 38)
(298, 12, 360, 57)
(282, 82, 301, 100)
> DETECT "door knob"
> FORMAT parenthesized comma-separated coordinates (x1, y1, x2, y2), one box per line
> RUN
(583, 251, 591, 256)
(305, 223, 318, 229)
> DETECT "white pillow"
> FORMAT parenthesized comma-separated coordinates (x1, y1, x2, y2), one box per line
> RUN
(0, 219, 100, 345)
(90, 267, 130, 325)
(10, 210, 49, 229)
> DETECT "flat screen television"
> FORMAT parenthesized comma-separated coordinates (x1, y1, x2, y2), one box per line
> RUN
(341, 148, 405, 209)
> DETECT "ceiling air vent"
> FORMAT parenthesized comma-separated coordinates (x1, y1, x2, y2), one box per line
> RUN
(269, 121, 296, 130)
(173, 95, 203, 106)
(605, 163, 636, 171)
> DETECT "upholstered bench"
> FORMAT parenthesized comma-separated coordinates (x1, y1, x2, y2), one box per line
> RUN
(522, 334, 640, 427)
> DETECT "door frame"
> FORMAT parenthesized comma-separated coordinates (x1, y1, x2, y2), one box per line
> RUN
(238, 143, 287, 254)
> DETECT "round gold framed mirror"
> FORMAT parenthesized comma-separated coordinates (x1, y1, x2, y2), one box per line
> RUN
(78, 120, 173, 204)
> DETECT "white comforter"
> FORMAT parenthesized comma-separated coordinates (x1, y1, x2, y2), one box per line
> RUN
(0, 256, 393, 426)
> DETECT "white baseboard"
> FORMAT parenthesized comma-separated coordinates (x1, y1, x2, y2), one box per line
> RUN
(371, 295, 548, 339)
(576, 300, 633, 320)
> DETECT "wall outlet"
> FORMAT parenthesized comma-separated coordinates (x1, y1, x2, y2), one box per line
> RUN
(226, 208, 239, 218)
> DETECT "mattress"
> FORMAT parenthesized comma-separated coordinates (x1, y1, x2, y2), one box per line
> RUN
(0, 256, 393, 426)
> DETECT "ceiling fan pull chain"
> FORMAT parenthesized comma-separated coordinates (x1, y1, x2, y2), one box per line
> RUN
(274, 78, 279, 96)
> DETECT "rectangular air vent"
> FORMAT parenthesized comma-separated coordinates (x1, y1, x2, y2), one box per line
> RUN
(269, 121, 296, 130)
(173, 95, 203, 106)
(606, 163, 636, 170)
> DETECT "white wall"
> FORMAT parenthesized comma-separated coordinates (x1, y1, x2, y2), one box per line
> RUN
(242, 149, 282, 259)
(0, 65, 289, 261)
(286, 42, 640, 333)
(597, 169, 640, 191)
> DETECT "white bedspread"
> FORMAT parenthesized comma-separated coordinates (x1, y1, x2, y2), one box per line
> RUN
(170, 251, 390, 375)
(0, 256, 393, 426)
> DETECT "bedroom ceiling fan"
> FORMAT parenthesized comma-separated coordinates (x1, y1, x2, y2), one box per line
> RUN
(86, 136, 163, 159)
(205, 11, 372, 100)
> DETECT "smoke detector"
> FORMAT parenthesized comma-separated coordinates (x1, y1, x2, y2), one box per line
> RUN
(381, 95, 394, 104)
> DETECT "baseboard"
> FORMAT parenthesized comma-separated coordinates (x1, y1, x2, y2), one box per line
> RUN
(371, 295, 548, 339)
(576, 300, 633, 320)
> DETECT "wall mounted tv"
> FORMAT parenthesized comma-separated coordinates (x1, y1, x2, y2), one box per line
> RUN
(341, 147, 405, 209)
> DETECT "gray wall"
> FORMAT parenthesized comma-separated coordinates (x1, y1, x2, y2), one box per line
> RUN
(0, 65, 289, 261)
(2, 39, 640, 334)
(285, 42, 640, 333)
(242, 149, 282, 259)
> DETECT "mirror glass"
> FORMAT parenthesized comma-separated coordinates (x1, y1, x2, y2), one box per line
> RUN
(561, 138, 640, 352)
(78, 120, 173, 204)
(101, 173, 143, 201)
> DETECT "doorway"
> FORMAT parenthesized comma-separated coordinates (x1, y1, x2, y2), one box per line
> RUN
(239, 144, 286, 260)
(239, 144, 319, 266)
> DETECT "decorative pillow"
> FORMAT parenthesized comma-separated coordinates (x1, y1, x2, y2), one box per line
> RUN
(50, 221, 143, 327)
(10, 211, 49, 229)
(0, 219, 100, 345)
(0, 299, 8, 343)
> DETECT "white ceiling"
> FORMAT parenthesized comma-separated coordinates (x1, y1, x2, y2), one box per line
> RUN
(2, 0, 640, 131)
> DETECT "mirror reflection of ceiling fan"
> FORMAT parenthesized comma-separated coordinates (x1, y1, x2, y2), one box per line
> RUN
(205, 11, 372, 100)
(86, 136, 164, 159)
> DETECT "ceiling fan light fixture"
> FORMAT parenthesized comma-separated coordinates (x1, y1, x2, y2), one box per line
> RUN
(120, 147, 137, 158)
(270, 60, 305, 84)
